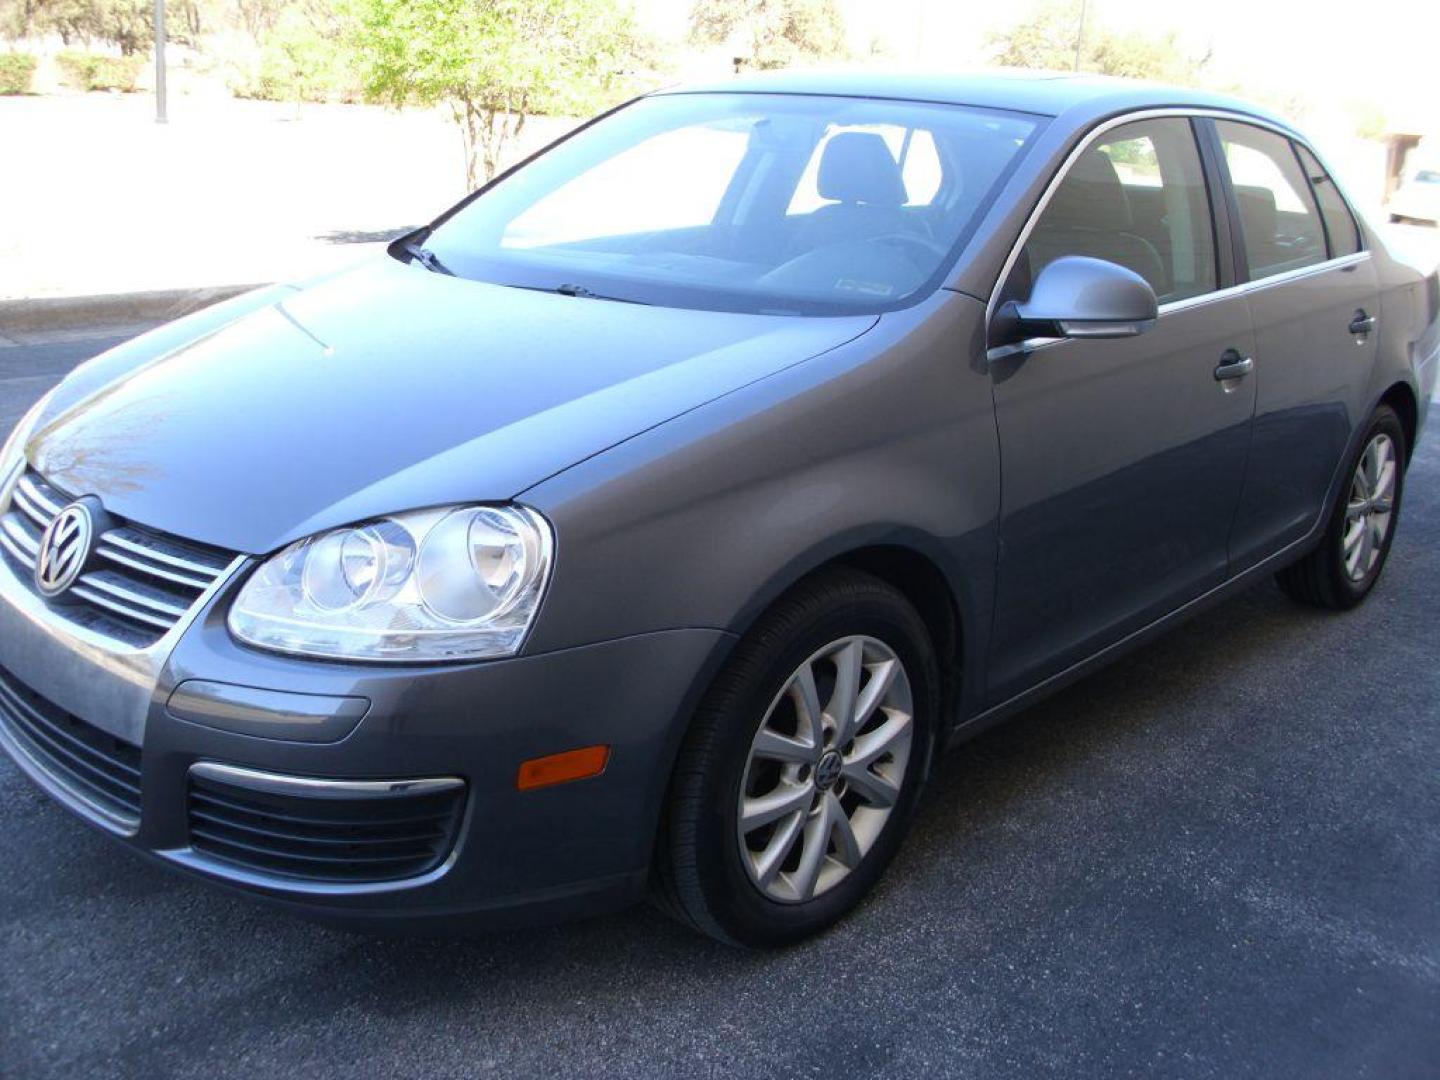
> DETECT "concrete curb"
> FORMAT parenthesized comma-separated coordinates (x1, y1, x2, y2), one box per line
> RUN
(0, 283, 263, 336)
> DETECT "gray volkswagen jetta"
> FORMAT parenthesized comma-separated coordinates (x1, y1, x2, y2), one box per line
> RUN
(1, 72, 1436, 947)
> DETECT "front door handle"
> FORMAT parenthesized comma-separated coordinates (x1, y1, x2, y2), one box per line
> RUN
(1349, 310, 1377, 336)
(1214, 350, 1254, 381)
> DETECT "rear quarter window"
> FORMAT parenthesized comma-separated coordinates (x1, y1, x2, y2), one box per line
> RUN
(1296, 145, 1362, 258)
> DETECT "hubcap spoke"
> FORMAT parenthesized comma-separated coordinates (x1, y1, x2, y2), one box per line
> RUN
(788, 795, 835, 901)
(791, 663, 825, 751)
(847, 711, 912, 771)
(825, 640, 864, 745)
(841, 760, 900, 808)
(851, 658, 899, 740)
(751, 810, 805, 887)
(828, 792, 863, 868)
(751, 728, 814, 765)
(740, 781, 814, 832)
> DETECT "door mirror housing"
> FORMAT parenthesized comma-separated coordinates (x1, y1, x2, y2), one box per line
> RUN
(996, 255, 1159, 345)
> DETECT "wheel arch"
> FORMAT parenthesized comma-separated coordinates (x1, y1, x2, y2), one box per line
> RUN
(1379, 380, 1419, 463)
(720, 531, 980, 740)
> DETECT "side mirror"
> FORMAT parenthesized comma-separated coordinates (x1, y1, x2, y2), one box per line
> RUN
(996, 255, 1158, 345)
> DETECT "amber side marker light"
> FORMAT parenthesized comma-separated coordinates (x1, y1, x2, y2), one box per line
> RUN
(517, 745, 611, 791)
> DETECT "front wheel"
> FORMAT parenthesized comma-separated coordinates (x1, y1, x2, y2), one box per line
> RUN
(652, 568, 939, 947)
(1277, 404, 1406, 609)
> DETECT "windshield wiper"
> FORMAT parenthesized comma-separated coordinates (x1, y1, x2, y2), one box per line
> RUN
(400, 240, 453, 276)
(554, 283, 649, 305)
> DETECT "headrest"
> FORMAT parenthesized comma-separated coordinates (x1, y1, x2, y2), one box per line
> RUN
(817, 132, 907, 206)
(1041, 149, 1132, 233)
(1234, 184, 1277, 243)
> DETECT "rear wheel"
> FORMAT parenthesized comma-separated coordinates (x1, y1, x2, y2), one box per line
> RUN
(1276, 404, 1405, 609)
(653, 568, 939, 947)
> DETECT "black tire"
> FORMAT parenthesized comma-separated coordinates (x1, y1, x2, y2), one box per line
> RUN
(652, 568, 940, 948)
(1276, 404, 1406, 610)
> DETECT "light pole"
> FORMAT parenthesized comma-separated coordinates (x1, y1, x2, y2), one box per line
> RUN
(154, 0, 167, 123)
(1073, 0, 1088, 72)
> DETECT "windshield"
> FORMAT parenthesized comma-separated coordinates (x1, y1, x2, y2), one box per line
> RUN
(424, 93, 1039, 315)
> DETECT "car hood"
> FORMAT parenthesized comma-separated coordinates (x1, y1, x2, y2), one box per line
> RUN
(29, 258, 876, 554)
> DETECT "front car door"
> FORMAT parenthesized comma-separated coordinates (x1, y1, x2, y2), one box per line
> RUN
(1209, 119, 1382, 567)
(985, 115, 1258, 704)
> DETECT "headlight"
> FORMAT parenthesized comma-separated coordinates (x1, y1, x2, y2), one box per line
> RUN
(228, 504, 554, 662)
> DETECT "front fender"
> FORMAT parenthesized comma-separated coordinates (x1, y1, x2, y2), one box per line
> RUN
(519, 288, 999, 696)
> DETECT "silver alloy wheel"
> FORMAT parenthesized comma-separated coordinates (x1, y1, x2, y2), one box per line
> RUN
(1342, 432, 1397, 582)
(736, 635, 914, 904)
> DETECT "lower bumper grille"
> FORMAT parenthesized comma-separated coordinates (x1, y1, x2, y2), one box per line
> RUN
(187, 765, 465, 885)
(0, 664, 142, 827)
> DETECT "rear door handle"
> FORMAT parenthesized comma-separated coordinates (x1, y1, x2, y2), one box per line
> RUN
(1349, 311, 1377, 335)
(1214, 351, 1254, 381)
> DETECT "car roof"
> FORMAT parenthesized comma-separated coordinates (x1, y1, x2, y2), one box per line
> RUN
(655, 68, 1291, 131)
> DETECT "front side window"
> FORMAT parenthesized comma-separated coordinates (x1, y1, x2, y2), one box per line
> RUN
(1296, 145, 1361, 258)
(1017, 117, 1217, 305)
(1216, 121, 1327, 278)
(426, 93, 1039, 316)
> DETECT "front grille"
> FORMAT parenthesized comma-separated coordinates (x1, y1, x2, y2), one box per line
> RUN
(0, 468, 238, 648)
(0, 663, 142, 826)
(187, 769, 466, 885)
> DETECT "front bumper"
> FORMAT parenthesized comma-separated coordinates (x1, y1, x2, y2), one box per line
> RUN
(0, 544, 732, 929)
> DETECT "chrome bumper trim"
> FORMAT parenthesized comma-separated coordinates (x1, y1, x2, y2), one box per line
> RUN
(187, 761, 463, 800)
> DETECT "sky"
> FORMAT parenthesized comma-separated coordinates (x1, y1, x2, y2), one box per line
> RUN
(633, 0, 1439, 135)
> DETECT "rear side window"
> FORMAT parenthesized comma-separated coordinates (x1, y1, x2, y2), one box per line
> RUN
(1296, 145, 1361, 257)
(1019, 117, 1217, 304)
(1215, 121, 1327, 279)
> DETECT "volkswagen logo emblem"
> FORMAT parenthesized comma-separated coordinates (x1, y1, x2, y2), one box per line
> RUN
(35, 501, 95, 597)
(814, 750, 844, 791)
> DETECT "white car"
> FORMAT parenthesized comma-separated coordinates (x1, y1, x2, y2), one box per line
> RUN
(1389, 165, 1440, 225)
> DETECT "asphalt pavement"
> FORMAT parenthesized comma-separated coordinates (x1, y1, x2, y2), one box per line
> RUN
(0, 331, 1436, 1079)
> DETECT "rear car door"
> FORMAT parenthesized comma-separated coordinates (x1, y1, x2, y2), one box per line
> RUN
(986, 116, 1257, 704)
(1209, 120, 1380, 567)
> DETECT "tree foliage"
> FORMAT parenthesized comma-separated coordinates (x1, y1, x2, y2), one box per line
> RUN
(1, 0, 153, 53)
(986, 1, 1208, 84)
(350, 0, 644, 187)
(688, 0, 846, 72)
(231, 1, 357, 104)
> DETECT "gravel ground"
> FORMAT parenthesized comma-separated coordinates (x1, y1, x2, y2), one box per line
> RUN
(0, 333, 1436, 1079)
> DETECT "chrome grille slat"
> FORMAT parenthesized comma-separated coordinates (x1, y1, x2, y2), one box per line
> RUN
(15, 473, 61, 519)
(103, 528, 230, 579)
(68, 584, 179, 631)
(0, 516, 38, 563)
(0, 527, 37, 569)
(76, 570, 191, 619)
(11, 484, 52, 530)
(95, 544, 214, 589)
(0, 467, 241, 646)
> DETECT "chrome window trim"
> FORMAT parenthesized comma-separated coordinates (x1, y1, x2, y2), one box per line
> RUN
(984, 105, 1373, 358)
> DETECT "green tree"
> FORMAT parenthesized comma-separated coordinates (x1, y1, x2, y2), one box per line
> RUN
(986, 1, 1207, 84)
(350, 0, 644, 188)
(688, 0, 846, 72)
(234, 2, 357, 105)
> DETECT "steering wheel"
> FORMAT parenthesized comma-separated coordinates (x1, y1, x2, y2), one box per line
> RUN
(872, 232, 950, 262)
